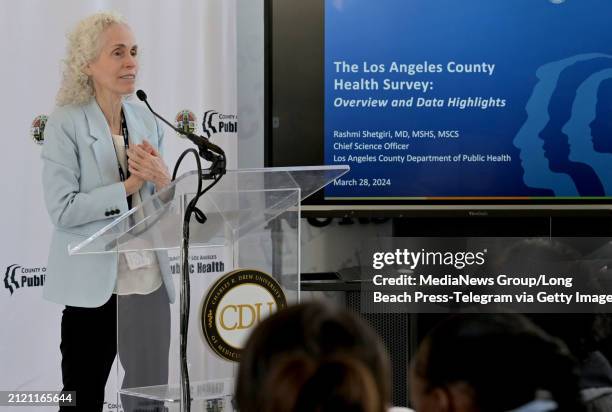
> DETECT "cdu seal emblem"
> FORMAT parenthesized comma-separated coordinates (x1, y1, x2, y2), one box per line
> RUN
(175, 110, 197, 137)
(201, 268, 287, 362)
(30, 115, 48, 145)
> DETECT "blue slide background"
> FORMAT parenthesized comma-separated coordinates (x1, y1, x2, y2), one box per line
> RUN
(324, 0, 612, 198)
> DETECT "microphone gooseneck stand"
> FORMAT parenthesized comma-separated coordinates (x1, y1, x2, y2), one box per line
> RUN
(137, 90, 226, 412)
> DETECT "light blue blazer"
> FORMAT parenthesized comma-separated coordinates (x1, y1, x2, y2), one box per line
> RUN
(41, 98, 176, 307)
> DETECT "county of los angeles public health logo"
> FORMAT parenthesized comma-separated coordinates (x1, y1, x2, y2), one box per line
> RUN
(202, 110, 237, 138)
(201, 268, 287, 362)
(30, 114, 48, 145)
(4, 264, 46, 295)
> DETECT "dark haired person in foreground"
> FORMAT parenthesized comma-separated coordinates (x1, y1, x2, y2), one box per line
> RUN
(410, 313, 585, 412)
(528, 313, 612, 411)
(495, 238, 612, 411)
(236, 301, 408, 412)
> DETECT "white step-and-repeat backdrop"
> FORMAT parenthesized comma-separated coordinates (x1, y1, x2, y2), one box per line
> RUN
(0, 1, 237, 411)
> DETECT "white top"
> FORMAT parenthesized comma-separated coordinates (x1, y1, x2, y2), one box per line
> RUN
(111, 134, 162, 295)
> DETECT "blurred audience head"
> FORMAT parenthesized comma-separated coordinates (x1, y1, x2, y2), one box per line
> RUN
(236, 301, 391, 412)
(528, 313, 611, 363)
(493, 238, 612, 363)
(410, 313, 584, 412)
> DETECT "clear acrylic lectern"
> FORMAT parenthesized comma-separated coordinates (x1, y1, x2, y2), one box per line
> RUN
(68, 166, 349, 412)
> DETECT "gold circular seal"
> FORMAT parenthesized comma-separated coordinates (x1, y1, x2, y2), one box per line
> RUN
(201, 268, 287, 362)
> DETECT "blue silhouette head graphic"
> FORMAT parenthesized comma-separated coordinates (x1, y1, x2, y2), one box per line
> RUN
(589, 78, 612, 154)
(513, 53, 612, 196)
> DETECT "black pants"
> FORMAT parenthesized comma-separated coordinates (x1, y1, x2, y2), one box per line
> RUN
(59, 286, 170, 412)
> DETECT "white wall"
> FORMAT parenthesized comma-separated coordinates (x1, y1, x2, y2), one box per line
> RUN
(237, 0, 265, 169)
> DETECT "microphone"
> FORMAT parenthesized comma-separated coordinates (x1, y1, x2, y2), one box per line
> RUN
(136, 90, 225, 157)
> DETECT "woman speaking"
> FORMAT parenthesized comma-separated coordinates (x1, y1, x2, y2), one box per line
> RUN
(41, 12, 175, 412)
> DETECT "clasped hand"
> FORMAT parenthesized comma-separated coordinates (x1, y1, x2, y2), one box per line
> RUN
(123, 140, 171, 195)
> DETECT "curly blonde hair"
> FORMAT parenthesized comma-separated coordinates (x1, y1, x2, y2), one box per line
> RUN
(56, 11, 127, 106)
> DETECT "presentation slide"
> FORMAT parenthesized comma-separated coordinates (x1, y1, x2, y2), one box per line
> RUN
(324, 0, 612, 200)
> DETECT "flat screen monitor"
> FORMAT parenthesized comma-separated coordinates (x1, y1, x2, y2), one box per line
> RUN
(266, 0, 612, 215)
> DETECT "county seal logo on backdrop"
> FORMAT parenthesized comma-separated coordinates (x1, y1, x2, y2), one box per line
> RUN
(201, 269, 287, 362)
(175, 110, 198, 135)
(30, 114, 48, 145)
